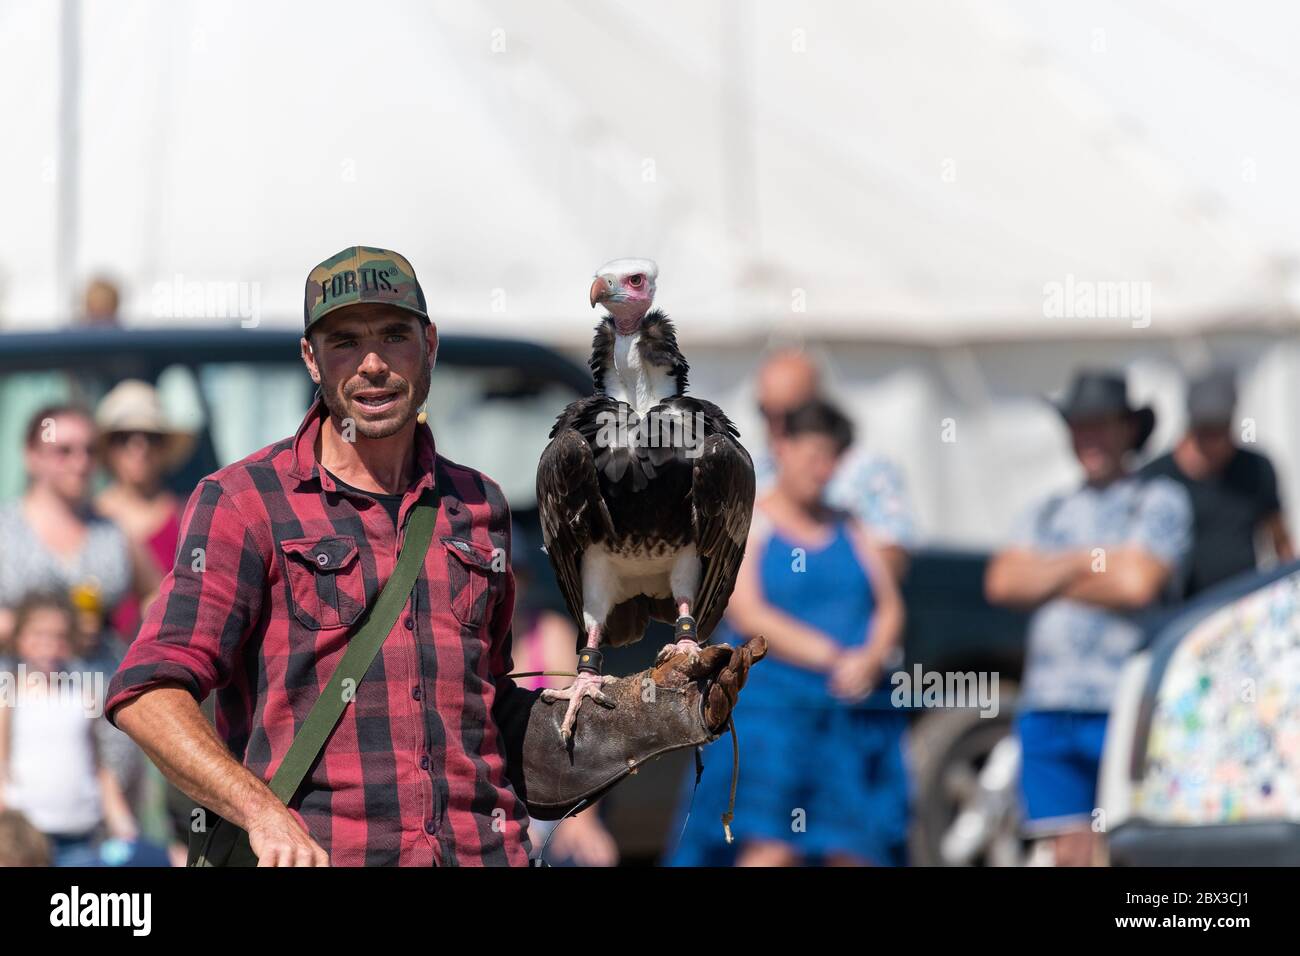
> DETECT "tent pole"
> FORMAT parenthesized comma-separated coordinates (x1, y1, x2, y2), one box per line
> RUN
(56, 0, 81, 323)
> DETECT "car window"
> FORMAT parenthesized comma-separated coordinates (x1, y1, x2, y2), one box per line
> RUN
(192, 363, 311, 465)
(0, 364, 311, 504)
(423, 366, 577, 508)
(0, 358, 579, 509)
(187, 361, 578, 504)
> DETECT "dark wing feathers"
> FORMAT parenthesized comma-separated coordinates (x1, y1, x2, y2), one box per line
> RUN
(685, 404, 755, 642)
(535, 426, 613, 631)
(537, 388, 754, 647)
(568, 396, 648, 494)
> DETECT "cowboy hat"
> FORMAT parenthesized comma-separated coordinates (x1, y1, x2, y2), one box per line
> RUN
(1051, 370, 1156, 451)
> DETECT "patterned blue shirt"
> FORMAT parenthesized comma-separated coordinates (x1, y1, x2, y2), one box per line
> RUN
(1016, 475, 1193, 712)
(755, 448, 917, 547)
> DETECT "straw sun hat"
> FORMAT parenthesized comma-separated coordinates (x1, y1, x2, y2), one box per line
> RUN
(94, 379, 196, 473)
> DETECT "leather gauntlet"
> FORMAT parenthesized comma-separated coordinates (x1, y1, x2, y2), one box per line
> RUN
(496, 639, 766, 821)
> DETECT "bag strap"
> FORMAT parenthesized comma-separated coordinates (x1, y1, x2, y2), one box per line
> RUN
(266, 489, 440, 805)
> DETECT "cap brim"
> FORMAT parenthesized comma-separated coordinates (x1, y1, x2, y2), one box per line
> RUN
(306, 299, 431, 333)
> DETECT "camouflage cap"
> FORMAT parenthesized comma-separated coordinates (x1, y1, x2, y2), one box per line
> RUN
(303, 246, 429, 333)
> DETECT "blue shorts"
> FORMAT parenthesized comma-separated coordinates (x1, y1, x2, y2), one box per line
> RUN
(1016, 710, 1109, 837)
(665, 704, 911, 866)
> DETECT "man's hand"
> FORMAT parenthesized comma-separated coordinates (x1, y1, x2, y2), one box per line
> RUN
(111, 684, 331, 866)
(985, 548, 1092, 609)
(247, 806, 330, 867)
(652, 637, 768, 734)
(1059, 546, 1175, 610)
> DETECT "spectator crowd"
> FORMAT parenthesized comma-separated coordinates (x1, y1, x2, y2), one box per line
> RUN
(0, 378, 189, 866)
(0, 299, 1289, 866)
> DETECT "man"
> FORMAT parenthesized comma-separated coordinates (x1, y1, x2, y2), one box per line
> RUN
(985, 370, 1192, 866)
(754, 350, 916, 582)
(80, 277, 122, 328)
(1140, 368, 1292, 597)
(104, 246, 760, 866)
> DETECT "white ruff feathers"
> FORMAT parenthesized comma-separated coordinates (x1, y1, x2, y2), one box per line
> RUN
(606, 332, 676, 417)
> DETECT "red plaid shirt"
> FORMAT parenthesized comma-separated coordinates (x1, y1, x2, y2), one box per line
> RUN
(106, 398, 531, 866)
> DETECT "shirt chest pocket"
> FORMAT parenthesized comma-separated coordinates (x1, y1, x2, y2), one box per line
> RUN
(441, 536, 499, 629)
(280, 535, 367, 630)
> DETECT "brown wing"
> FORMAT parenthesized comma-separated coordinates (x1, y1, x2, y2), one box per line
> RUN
(535, 426, 615, 642)
(690, 430, 756, 641)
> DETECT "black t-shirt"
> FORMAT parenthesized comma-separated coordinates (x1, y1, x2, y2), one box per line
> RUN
(323, 468, 404, 529)
(1139, 447, 1282, 596)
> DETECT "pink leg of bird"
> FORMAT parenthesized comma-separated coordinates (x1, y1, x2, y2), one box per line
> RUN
(656, 599, 702, 665)
(542, 624, 617, 742)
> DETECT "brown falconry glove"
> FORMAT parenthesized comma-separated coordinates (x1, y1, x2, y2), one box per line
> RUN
(495, 638, 767, 821)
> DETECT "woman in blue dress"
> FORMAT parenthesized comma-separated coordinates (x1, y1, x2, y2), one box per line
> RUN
(665, 399, 909, 866)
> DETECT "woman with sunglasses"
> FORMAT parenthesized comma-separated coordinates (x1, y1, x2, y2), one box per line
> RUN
(94, 380, 195, 642)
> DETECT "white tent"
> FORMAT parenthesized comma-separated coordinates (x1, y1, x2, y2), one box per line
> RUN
(3, 0, 1297, 341)
(3, 0, 1300, 544)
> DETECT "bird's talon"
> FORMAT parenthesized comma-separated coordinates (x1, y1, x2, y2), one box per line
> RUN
(657, 638, 702, 664)
(544, 670, 617, 740)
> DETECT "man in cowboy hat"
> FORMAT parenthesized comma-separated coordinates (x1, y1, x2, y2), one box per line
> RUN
(985, 369, 1193, 866)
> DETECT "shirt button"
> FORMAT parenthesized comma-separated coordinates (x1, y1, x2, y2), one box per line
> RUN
(404, 617, 414, 630)
(411, 686, 422, 701)
(419, 755, 429, 770)
(424, 819, 437, 835)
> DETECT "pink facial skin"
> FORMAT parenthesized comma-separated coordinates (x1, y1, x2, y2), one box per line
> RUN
(590, 265, 656, 335)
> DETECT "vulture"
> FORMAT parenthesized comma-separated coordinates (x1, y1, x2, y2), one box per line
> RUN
(536, 258, 756, 740)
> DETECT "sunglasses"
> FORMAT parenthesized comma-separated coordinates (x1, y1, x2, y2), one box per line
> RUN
(44, 442, 95, 458)
(107, 431, 167, 449)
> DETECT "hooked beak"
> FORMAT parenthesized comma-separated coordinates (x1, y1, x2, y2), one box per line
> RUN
(589, 276, 609, 308)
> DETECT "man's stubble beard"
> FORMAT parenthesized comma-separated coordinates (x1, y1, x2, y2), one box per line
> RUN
(319, 358, 432, 440)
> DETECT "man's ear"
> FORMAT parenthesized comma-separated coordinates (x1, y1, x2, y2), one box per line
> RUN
(301, 335, 321, 385)
(426, 321, 439, 372)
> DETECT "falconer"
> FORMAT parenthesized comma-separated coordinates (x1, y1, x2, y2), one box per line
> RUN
(106, 246, 761, 866)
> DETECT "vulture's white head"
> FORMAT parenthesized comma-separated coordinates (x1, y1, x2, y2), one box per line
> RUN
(589, 257, 658, 335)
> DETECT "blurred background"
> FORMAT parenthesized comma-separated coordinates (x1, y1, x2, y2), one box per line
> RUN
(0, 0, 1298, 868)
(6, 0, 1300, 539)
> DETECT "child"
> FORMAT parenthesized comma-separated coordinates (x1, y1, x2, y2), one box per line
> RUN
(0, 593, 138, 866)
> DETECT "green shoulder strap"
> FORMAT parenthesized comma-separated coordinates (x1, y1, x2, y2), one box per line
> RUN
(267, 490, 439, 805)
